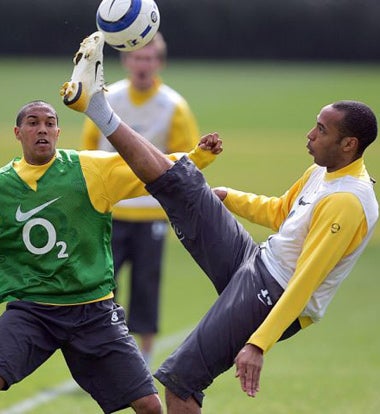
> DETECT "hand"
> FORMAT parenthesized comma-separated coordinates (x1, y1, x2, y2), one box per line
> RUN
(234, 343, 264, 397)
(212, 187, 228, 201)
(198, 132, 223, 154)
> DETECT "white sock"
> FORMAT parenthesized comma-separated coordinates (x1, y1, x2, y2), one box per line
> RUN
(85, 91, 121, 137)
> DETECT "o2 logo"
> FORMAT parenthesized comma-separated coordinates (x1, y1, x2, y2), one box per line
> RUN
(15, 197, 68, 259)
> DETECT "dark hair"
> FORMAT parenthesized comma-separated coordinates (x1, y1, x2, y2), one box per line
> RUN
(332, 100, 377, 155)
(16, 100, 59, 127)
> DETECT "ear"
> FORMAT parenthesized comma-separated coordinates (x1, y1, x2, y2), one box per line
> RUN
(14, 126, 21, 141)
(54, 127, 61, 143)
(341, 136, 358, 152)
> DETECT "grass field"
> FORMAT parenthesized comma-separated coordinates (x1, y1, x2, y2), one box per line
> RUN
(0, 57, 380, 413)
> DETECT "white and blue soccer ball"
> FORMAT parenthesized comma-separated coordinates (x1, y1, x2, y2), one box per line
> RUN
(96, 0, 160, 52)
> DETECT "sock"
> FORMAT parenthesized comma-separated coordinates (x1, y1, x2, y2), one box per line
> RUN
(85, 91, 121, 137)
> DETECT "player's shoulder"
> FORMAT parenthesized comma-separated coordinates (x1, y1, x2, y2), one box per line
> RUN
(158, 83, 187, 103)
(78, 150, 120, 170)
(298, 164, 319, 185)
(0, 161, 14, 175)
(106, 78, 129, 95)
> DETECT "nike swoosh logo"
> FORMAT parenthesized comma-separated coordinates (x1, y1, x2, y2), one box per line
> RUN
(298, 196, 311, 206)
(107, 112, 114, 125)
(95, 60, 101, 81)
(15, 197, 61, 222)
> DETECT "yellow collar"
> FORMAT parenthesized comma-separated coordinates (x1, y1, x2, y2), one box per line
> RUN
(129, 77, 162, 105)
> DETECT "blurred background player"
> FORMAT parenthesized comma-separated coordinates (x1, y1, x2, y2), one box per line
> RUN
(80, 32, 199, 366)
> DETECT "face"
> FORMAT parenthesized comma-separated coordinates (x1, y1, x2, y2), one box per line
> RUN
(14, 104, 60, 165)
(122, 43, 163, 90)
(306, 105, 354, 172)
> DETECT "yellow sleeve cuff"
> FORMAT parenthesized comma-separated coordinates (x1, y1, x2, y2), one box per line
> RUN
(168, 145, 217, 170)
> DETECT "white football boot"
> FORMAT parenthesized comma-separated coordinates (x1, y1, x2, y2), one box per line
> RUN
(60, 31, 105, 112)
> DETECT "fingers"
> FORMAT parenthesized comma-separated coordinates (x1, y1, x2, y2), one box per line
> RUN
(234, 344, 263, 398)
(235, 364, 261, 397)
(244, 366, 261, 397)
(198, 132, 223, 154)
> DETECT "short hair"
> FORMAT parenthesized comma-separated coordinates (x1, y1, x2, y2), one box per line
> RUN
(332, 100, 377, 155)
(121, 31, 167, 62)
(148, 32, 167, 61)
(16, 100, 59, 127)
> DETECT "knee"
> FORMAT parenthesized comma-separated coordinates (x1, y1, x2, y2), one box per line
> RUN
(146, 395, 162, 414)
(131, 393, 162, 414)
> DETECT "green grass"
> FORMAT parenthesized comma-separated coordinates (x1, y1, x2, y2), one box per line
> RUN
(0, 58, 380, 413)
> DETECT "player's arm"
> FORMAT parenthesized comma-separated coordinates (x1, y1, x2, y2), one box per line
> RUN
(217, 169, 314, 230)
(235, 192, 367, 397)
(183, 133, 222, 169)
(224, 190, 296, 231)
(248, 192, 367, 353)
(79, 133, 222, 212)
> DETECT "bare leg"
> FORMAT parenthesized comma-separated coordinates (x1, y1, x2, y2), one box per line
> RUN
(165, 388, 201, 414)
(107, 123, 173, 184)
(130, 393, 162, 414)
(0, 377, 5, 390)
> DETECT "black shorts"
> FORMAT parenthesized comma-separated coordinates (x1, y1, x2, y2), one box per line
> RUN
(147, 157, 301, 405)
(111, 219, 168, 334)
(0, 299, 157, 413)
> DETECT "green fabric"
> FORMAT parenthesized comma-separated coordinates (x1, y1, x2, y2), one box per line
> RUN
(0, 150, 115, 304)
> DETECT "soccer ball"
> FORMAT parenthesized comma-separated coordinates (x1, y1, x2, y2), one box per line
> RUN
(96, 0, 160, 52)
